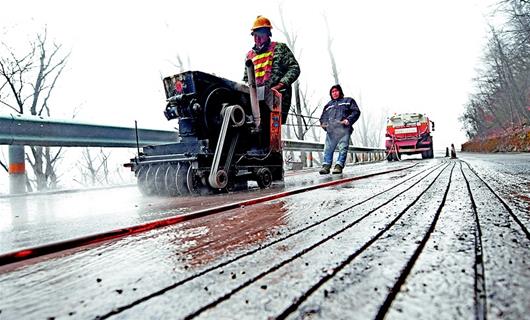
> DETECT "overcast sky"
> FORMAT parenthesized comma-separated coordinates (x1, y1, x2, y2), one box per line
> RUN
(1, 0, 496, 152)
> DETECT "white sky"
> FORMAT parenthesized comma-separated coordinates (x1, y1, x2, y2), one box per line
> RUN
(1, 0, 495, 156)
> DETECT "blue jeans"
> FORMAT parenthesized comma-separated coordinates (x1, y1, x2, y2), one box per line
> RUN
(323, 133, 350, 167)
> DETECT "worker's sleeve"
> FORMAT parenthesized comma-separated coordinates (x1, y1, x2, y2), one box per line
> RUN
(277, 43, 300, 86)
(346, 98, 361, 126)
(320, 103, 330, 124)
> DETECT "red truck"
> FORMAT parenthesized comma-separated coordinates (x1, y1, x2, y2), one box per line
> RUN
(385, 113, 435, 161)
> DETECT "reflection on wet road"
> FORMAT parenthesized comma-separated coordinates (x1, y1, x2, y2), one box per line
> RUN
(0, 160, 415, 253)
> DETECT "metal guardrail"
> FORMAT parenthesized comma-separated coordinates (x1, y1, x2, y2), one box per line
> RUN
(0, 113, 384, 153)
(0, 113, 177, 147)
(0, 113, 385, 194)
(282, 139, 384, 153)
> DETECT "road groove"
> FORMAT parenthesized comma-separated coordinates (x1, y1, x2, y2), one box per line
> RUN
(98, 163, 445, 319)
(112, 164, 450, 319)
(460, 161, 488, 320)
(460, 161, 530, 318)
(462, 160, 530, 239)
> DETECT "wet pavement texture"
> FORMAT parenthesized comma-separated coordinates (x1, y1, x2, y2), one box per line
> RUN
(0, 154, 528, 319)
(0, 161, 413, 253)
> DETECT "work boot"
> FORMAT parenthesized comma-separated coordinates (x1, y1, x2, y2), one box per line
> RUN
(332, 164, 343, 174)
(319, 164, 331, 175)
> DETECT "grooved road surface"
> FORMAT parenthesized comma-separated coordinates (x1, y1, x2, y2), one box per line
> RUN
(0, 153, 528, 319)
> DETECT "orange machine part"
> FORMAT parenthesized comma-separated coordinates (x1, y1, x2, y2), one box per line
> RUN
(270, 89, 282, 152)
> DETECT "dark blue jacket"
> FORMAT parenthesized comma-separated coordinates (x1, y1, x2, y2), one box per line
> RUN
(319, 97, 361, 136)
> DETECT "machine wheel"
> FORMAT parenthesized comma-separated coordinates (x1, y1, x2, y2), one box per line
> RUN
(210, 170, 228, 190)
(387, 151, 400, 161)
(186, 164, 202, 195)
(204, 87, 236, 132)
(225, 174, 248, 193)
(138, 165, 156, 195)
(137, 165, 149, 195)
(421, 149, 432, 159)
(176, 162, 190, 195)
(154, 164, 169, 195)
(164, 165, 179, 196)
(256, 167, 272, 189)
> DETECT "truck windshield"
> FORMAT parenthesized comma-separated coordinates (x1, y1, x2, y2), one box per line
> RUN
(389, 114, 425, 126)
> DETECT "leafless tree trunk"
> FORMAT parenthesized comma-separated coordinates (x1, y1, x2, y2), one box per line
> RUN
(354, 111, 386, 148)
(0, 27, 70, 191)
(323, 14, 340, 85)
(75, 148, 112, 187)
(323, 13, 362, 162)
(0, 148, 7, 173)
(300, 88, 324, 166)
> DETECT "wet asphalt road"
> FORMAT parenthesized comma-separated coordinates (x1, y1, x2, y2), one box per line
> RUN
(0, 161, 414, 253)
(0, 153, 528, 319)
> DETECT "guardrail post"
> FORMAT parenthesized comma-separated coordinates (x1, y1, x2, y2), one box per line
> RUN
(9, 145, 26, 194)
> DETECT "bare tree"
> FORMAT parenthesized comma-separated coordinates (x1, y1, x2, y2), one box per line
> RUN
(323, 14, 340, 85)
(75, 148, 111, 187)
(354, 111, 387, 148)
(0, 27, 70, 191)
(323, 13, 361, 161)
(0, 152, 7, 173)
(170, 54, 191, 73)
(276, 4, 308, 166)
(299, 86, 325, 166)
(461, 0, 530, 139)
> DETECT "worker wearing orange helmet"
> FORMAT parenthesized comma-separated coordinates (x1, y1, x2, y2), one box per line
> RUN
(243, 15, 300, 124)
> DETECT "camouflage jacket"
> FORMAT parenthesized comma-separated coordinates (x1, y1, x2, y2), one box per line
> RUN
(243, 41, 300, 122)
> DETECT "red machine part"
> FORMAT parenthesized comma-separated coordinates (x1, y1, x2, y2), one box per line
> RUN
(269, 89, 282, 152)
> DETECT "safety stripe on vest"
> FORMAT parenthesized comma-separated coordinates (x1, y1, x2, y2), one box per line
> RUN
(253, 51, 273, 61)
(247, 42, 276, 85)
(254, 60, 273, 69)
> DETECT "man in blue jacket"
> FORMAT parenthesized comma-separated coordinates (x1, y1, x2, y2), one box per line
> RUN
(319, 84, 361, 174)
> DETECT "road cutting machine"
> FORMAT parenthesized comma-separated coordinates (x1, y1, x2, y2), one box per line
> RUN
(385, 113, 435, 161)
(124, 62, 283, 196)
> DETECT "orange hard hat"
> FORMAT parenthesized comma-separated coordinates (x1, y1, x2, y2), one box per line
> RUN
(251, 15, 272, 31)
